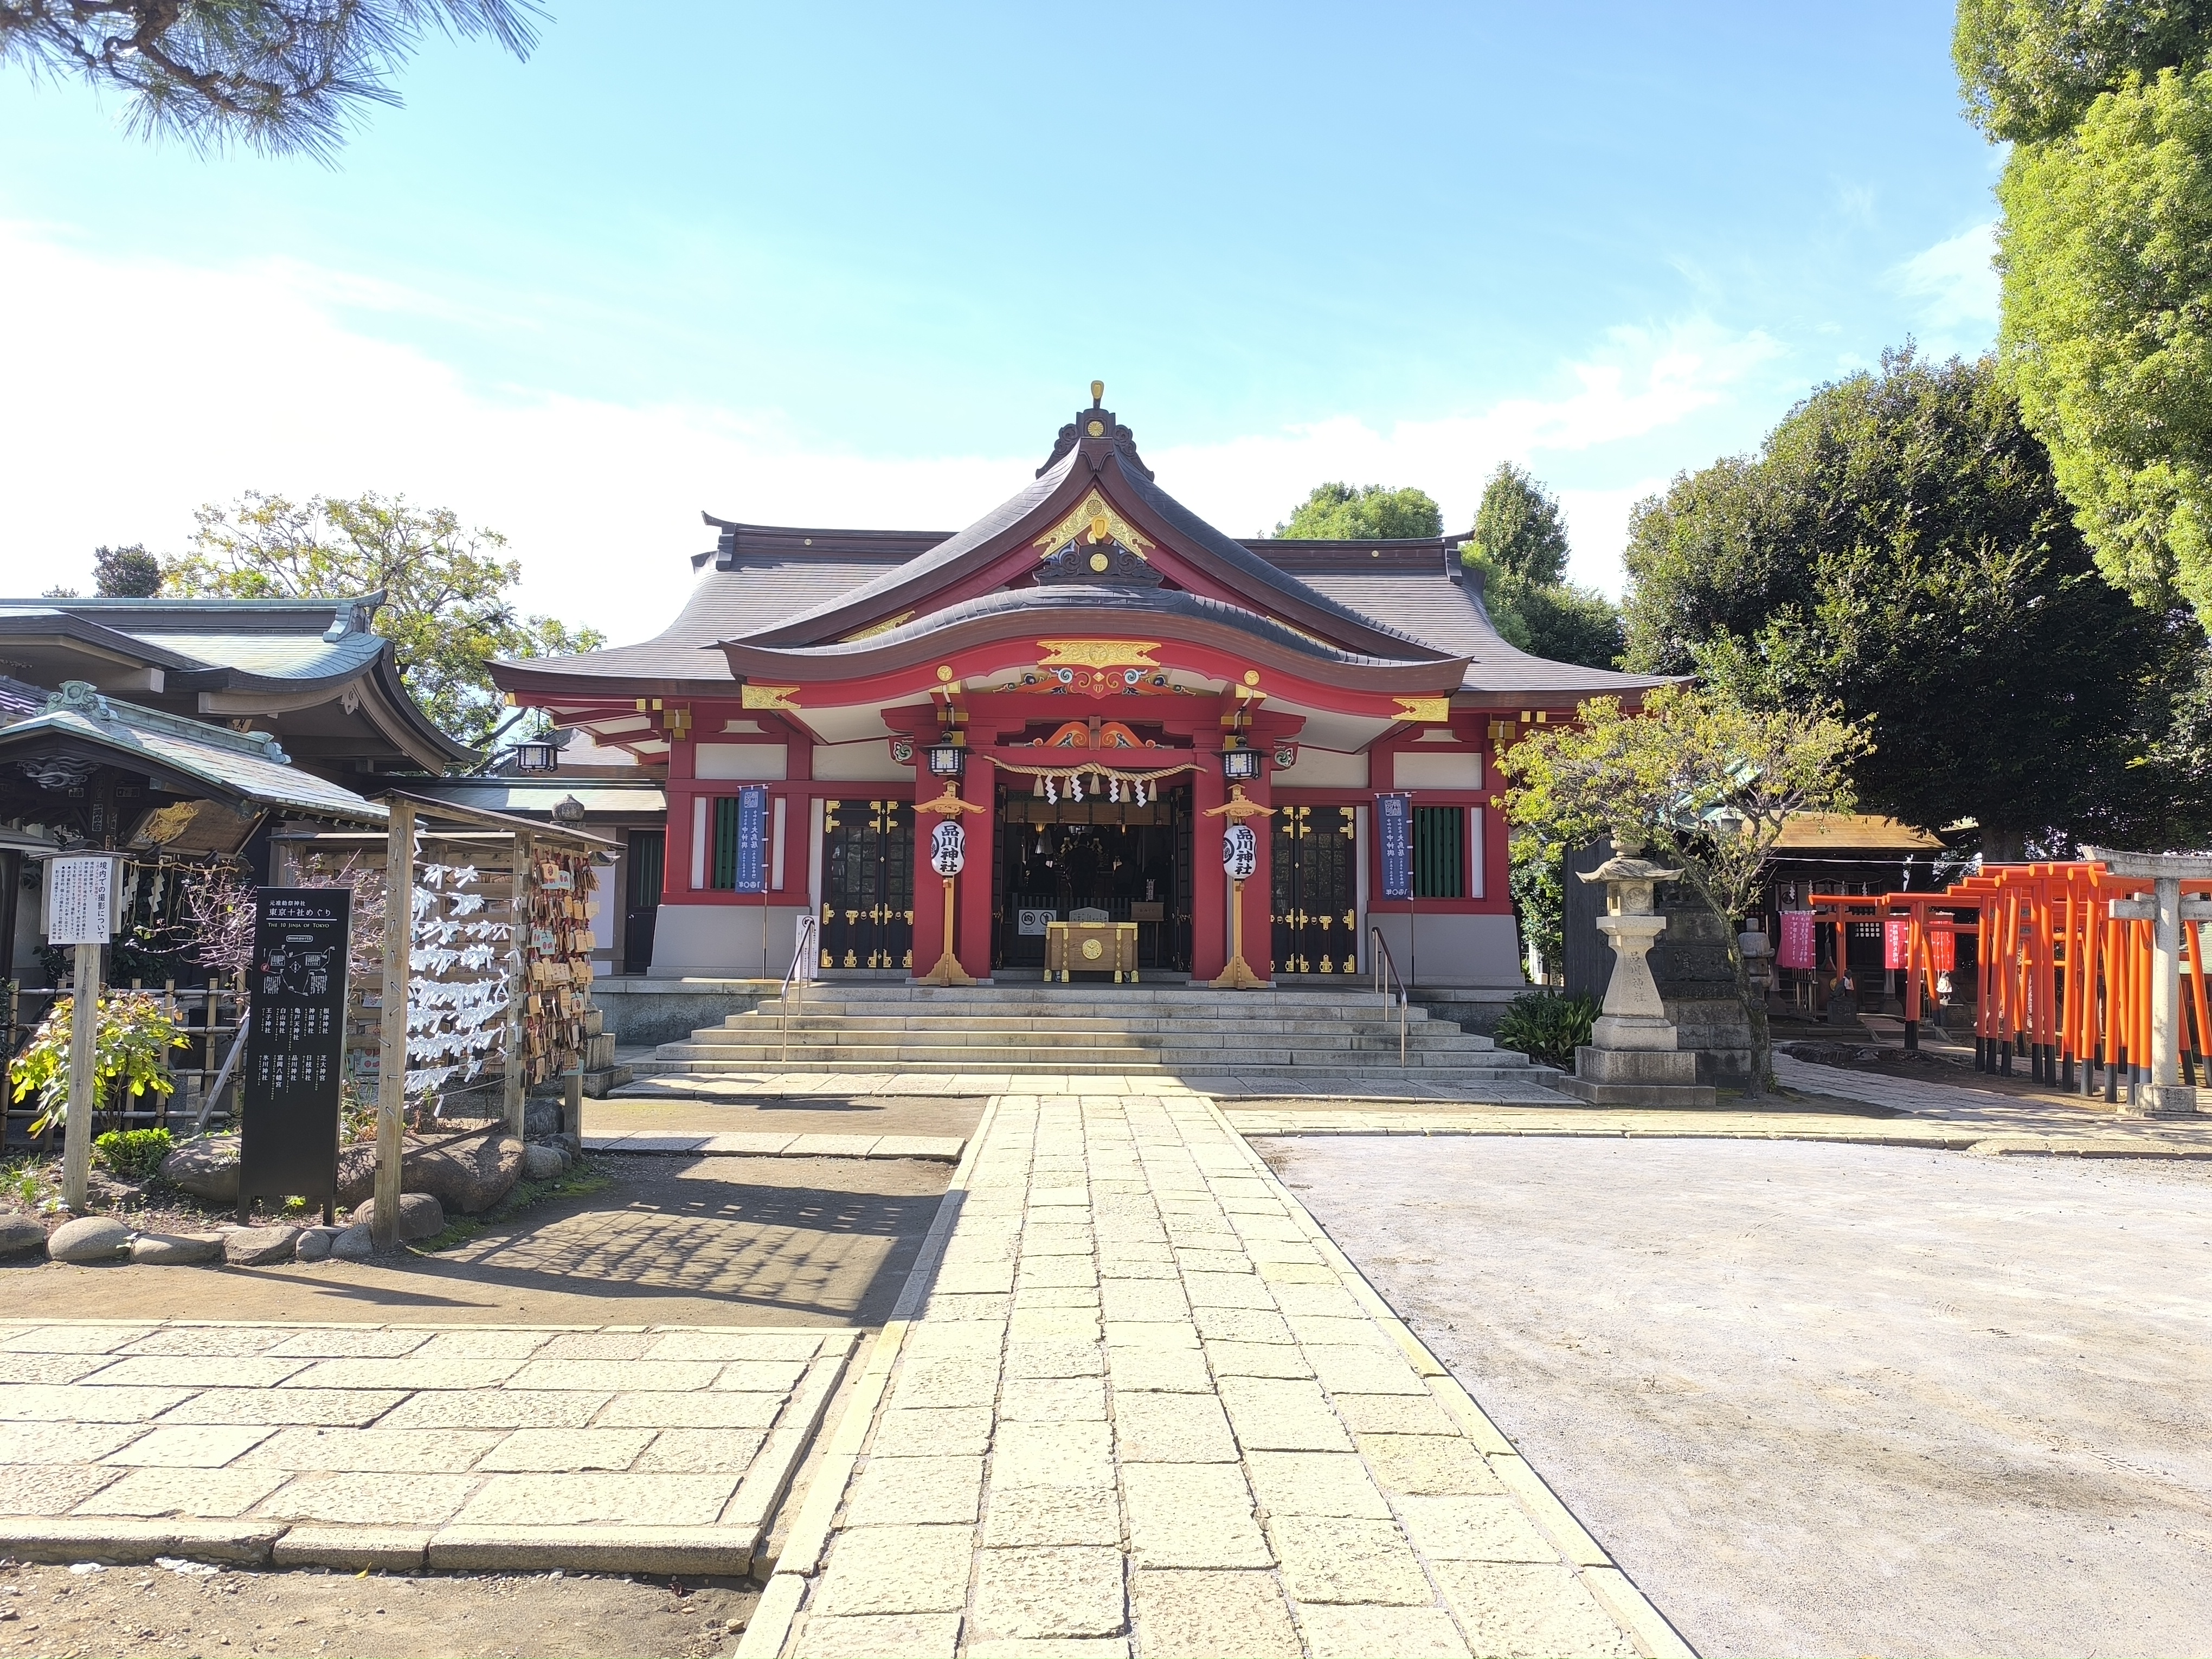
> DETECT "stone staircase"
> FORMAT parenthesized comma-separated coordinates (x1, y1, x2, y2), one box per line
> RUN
(631, 984, 1560, 1084)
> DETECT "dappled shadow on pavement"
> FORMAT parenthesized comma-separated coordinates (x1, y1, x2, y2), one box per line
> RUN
(0, 1153, 951, 1329)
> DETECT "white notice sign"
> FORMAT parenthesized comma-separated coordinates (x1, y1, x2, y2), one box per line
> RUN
(46, 855, 116, 945)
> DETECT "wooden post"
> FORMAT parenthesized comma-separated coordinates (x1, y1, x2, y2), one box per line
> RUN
(373, 799, 416, 1252)
(62, 941, 99, 1212)
(1203, 785, 1275, 991)
(914, 783, 983, 987)
(503, 831, 532, 1137)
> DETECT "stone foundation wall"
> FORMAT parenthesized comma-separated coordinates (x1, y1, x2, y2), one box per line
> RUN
(1565, 844, 1753, 1083)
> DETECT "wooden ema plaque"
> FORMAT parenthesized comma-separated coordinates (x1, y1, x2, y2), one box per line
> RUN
(1046, 920, 1139, 983)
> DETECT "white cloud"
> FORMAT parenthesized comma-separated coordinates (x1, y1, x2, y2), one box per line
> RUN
(1555, 483, 1667, 599)
(1157, 320, 1776, 593)
(1889, 222, 1999, 331)
(0, 223, 1773, 642)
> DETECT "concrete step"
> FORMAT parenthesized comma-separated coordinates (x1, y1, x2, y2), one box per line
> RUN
(681, 1021, 1495, 1050)
(630, 1054, 1559, 1081)
(760, 988, 1421, 1007)
(648, 984, 1527, 1078)
(641, 1044, 1535, 1071)
(727, 1011, 1457, 1034)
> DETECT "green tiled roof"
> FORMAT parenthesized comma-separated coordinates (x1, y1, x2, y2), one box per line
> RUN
(0, 683, 387, 825)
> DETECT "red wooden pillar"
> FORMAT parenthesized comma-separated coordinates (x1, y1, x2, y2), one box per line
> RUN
(1245, 762, 1275, 982)
(957, 756, 995, 982)
(1191, 757, 1227, 981)
(661, 730, 697, 906)
(908, 773, 941, 981)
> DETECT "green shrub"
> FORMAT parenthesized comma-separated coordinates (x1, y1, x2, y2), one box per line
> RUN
(92, 1127, 174, 1183)
(8, 992, 188, 1134)
(1494, 990, 1599, 1068)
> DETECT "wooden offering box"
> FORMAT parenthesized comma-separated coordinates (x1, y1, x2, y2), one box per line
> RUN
(1045, 920, 1139, 982)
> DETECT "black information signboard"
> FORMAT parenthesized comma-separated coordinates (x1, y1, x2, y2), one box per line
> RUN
(237, 888, 351, 1223)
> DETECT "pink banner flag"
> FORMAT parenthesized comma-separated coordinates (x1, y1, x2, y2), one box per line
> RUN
(1778, 910, 1816, 969)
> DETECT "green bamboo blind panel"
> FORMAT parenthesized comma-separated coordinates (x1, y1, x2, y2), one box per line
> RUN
(1412, 806, 1464, 899)
(711, 797, 741, 890)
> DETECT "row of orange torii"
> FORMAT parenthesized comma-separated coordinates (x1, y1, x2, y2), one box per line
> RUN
(1802, 853, 2212, 1114)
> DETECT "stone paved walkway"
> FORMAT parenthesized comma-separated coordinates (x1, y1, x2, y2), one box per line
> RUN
(1771, 1052, 2212, 1136)
(1222, 1057, 2212, 1159)
(0, 1323, 853, 1575)
(744, 1088, 1682, 1659)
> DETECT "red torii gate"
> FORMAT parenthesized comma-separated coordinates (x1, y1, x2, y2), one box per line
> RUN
(1810, 861, 2211, 1107)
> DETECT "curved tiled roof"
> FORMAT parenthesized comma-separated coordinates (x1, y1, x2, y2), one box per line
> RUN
(493, 402, 1671, 706)
(0, 595, 473, 770)
(0, 682, 387, 824)
(724, 583, 1457, 672)
(729, 445, 1442, 662)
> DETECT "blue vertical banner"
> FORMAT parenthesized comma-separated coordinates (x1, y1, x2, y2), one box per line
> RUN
(734, 786, 768, 893)
(1378, 793, 1412, 900)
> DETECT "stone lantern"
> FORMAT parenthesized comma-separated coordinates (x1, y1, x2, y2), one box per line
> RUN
(1560, 838, 1718, 1108)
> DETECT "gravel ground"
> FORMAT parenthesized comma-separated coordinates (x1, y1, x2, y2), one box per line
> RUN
(0, 1559, 755, 1658)
(1261, 1134, 2212, 1659)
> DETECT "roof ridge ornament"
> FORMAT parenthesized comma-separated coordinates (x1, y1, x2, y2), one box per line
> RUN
(324, 593, 384, 640)
(1037, 383, 1155, 481)
(48, 678, 289, 763)
(49, 680, 115, 722)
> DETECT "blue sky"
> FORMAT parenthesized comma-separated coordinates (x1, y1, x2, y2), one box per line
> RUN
(0, 1, 2002, 642)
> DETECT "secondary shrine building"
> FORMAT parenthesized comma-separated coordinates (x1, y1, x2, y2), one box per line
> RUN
(492, 391, 1661, 988)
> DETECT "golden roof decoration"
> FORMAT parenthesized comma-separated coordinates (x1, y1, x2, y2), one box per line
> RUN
(1033, 488, 1154, 559)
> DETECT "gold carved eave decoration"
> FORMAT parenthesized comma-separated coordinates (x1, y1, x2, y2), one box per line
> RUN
(839, 610, 915, 644)
(1033, 488, 1154, 559)
(1394, 696, 1452, 723)
(740, 684, 802, 712)
(1037, 639, 1162, 670)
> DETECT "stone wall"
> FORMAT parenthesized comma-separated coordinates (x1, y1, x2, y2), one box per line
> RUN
(591, 978, 766, 1048)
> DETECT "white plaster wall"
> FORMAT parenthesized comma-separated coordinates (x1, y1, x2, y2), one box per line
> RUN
(1394, 751, 1484, 790)
(1367, 911, 1523, 989)
(650, 901, 810, 979)
(1275, 748, 1368, 788)
(695, 743, 789, 781)
(812, 743, 913, 783)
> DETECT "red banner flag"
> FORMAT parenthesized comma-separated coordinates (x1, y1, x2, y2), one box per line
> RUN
(1883, 917, 1911, 970)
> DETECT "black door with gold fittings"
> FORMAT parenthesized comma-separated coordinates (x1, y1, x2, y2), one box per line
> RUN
(1270, 805, 1358, 974)
(821, 799, 915, 970)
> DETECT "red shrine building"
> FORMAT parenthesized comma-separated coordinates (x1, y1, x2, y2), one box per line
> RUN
(493, 391, 1661, 988)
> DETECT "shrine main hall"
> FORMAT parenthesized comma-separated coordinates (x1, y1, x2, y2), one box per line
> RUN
(493, 390, 1660, 988)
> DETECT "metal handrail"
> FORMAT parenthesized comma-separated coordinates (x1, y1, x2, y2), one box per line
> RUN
(780, 915, 819, 1066)
(1369, 927, 1409, 1068)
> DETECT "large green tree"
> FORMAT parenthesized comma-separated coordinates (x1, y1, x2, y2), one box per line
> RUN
(0, 0, 540, 159)
(1467, 462, 1570, 583)
(1272, 483, 1443, 541)
(93, 544, 160, 596)
(163, 490, 603, 752)
(1495, 684, 1871, 1095)
(1621, 349, 2208, 861)
(1958, 0, 2212, 623)
(1462, 464, 1624, 670)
